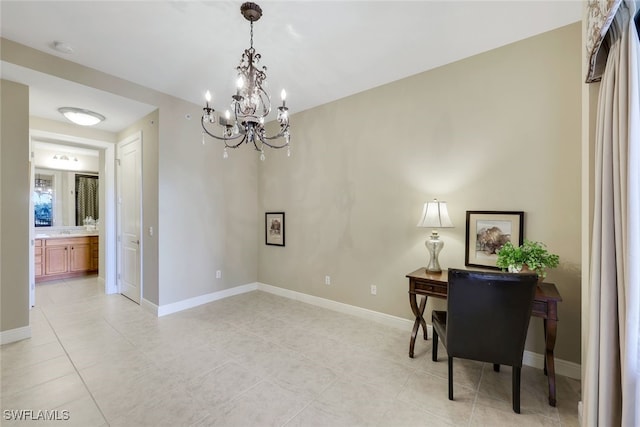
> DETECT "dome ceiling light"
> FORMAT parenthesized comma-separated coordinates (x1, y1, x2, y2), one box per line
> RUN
(58, 107, 105, 126)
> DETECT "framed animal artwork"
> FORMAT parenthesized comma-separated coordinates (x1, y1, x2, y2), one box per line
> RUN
(465, 211, 524, 269)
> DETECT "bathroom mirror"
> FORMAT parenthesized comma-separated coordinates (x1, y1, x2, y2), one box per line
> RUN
(34, 168, 99, 227)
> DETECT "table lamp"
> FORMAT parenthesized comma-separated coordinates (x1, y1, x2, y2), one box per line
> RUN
(417, 199, 454, 273)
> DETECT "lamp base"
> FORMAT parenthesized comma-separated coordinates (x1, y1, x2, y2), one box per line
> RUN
(425, 232, 444, 273)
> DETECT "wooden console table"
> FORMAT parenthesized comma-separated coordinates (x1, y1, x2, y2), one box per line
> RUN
(406, 268, 562, 407)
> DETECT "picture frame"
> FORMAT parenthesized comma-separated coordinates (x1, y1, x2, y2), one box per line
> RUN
(465, 211, 524, 269)
(265, 212, 285, 246)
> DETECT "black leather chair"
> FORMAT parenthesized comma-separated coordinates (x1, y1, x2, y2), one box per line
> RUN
(431, 268, 538, 413)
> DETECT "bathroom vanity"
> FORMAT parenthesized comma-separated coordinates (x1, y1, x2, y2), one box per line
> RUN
(35, 234, 99, 282)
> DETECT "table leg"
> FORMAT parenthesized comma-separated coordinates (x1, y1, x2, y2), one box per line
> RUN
(543, 319, 548, 376)
(409, 293, 428, 358)
(544, 318, 558, 407)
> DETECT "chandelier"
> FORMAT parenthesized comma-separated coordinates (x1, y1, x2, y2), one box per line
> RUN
(201, 2, 290, 161)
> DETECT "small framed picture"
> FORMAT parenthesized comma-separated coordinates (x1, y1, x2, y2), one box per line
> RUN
(465, 211, 524, 269)
(265, 212, 285, 246)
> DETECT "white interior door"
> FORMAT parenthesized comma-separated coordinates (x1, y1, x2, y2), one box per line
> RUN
(117, 133, 142, 304)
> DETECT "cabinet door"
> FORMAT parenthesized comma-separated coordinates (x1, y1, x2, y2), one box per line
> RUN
(69, 242, 91, 272)
(35, 240, 43, 277)
(90, 237, 99, 271)
(45, 245, 69, 275)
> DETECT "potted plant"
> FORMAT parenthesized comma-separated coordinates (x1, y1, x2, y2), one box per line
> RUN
(496, 240, 560, 279)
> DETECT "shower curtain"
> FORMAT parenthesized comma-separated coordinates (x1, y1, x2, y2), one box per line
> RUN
(75, 174, 99, 226)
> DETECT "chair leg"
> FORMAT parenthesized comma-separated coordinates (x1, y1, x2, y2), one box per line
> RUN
(432, 330, 439, 361)
(512, 366, 521, 414)
(493, 363, 500, 372)
(448, 356, 454, 400)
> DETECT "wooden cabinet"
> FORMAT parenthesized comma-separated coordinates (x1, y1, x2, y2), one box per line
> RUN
(36, 236, 98, 282)
(44, 243, 69, 275)
(35, 239, 43, 278)
(69, 240, 91, 272)
(90, 238, 99, 271)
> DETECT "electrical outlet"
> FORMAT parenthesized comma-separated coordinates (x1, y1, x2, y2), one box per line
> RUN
(216, 270, 222, 279)
(325, 275, 331, 285)
(370, 285, 377, 295)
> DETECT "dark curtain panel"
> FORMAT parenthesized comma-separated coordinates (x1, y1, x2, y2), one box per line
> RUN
(75, 174, 99, 226)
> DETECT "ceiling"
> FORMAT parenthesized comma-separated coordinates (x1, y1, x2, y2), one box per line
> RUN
(1, 1, 582, 133)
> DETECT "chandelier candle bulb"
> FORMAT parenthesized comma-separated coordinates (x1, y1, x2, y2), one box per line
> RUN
(203, 91, 215, 123)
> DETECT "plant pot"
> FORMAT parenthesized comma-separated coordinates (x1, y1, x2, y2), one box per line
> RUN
(509, 264, 543, 283)
(507, 265, 523, 273)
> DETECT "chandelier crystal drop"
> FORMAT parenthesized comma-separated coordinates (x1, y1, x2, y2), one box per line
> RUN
(201, 2, 290, 160)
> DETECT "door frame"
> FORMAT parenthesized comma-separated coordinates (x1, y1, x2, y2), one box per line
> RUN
(116, 131, 143, 302)
(28, 130, 118, 297)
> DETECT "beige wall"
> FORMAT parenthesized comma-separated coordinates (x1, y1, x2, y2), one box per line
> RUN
(152, 100, 259, 305)
(30, 116, 117, 144)
(1, 79, 30, 333)
(259, 23, 582, 364)
(1, 38, 259, 308)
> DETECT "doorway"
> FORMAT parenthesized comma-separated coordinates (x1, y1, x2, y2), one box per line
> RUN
(117, 132, 143, 304)
(29, 130, 118, 305)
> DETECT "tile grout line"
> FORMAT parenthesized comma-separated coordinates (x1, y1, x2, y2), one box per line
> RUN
(467, 362, 486, 426)
(39, 306, 111, 427)
(279, 376, 340, 427)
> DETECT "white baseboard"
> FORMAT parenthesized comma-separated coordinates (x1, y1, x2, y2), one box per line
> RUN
(141, 298, 159, 316)
(523, 349, 581, 380)
(98, 276, 114, 295)
(0, 326, 32, 345)
(578, 401, 583, 423)
(257, 282, 581, 379)
(257, 282, 413, 330)
(156, 283, 258, 317)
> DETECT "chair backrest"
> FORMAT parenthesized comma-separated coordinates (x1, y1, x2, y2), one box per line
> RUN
(446, 268, 538, 367)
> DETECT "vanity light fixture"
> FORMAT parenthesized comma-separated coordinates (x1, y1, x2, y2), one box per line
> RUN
(53, 154, 78, 162)
(201, 2, 291, 161)
(417, 199, 454, 273)
(58, 107, 105, 127)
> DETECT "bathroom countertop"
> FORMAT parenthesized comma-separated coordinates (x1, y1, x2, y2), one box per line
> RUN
(35, 232, 99, 239)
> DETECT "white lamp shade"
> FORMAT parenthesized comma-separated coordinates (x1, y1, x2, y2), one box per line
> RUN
(417, 200, 454, 228)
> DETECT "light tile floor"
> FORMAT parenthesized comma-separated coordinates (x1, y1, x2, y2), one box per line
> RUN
(1, 277, 581, 426)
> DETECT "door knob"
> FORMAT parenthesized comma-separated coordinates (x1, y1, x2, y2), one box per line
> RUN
(131, 239, 140, 245)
